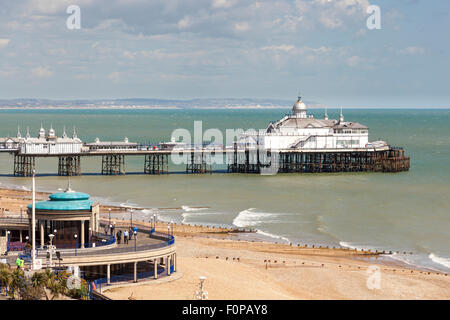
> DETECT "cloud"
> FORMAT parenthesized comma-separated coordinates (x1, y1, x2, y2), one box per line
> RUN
(31, 66, 53, 78)
(234, 22, 249, 32)
(261, 45, 295, 52)
(397, 46, 426, 55)
(0, 39, 11, 48)
(212, 0, 235, 9)
(177, 16, 191, 30)
(108, 71, 121, 83)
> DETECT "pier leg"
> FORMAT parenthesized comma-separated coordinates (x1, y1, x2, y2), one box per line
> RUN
(58, 156, 81, 176)
(102, 154, 125, 175)
(144, 154, 169, 174)
(13, 155, 35, 177)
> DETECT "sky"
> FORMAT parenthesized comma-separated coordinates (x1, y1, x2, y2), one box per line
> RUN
(0, 0, 449, 107)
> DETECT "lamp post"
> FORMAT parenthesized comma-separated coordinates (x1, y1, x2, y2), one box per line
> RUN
(48, 234, 54, 267)
(74, 234, 78, 256)
(108, 208, 111, 228)
(170, 221, 174, 236)
(25, 236, 29, 255)
(6, 231, 10, 252)
(153, 214, 156, 229)
(53, 229, 57, 248)
(31, 169, 36, 269)
(130, 209, 134, 228)
(109, 224, 113, 236)
(134, 230, 137, 252)
(167, 225, 170, 239)
(20, 205, 23, 222)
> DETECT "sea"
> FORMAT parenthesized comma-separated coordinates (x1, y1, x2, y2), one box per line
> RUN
(0, 108, 449, 272)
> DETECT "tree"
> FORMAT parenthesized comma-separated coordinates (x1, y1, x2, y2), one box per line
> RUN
(0, 266, 11, 296)
(8, 268, 25, 299)
(44, 269, 67, 300)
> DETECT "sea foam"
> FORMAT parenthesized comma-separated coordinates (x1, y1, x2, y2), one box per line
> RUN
(429, 253, 450, 270)
(232, 208, 281, 228)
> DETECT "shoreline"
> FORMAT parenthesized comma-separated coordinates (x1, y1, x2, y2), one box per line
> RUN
(1, 186, 449, 299)
(0, 184, 448, 275)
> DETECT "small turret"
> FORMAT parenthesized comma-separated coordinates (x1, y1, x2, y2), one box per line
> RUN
(324, 107, 328, 120)
(38, 123, 46, 139)
(62, 126, 68, 139)
(48, 124, 56, 138)
(339, 107, 344, 123)
(17, 126, 21, 139)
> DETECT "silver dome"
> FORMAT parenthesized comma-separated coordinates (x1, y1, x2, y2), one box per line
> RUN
(292, 97, 306, 113)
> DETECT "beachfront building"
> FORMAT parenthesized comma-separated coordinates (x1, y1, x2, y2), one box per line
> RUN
(19, 126, 83, 154)
(26, 182, 100, 248)
(85, 137, 137, 151)
(238, 96, 379, 150)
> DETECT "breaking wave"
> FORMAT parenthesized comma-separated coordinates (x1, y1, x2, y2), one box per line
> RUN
(181, 206, 208, 212)
(232, 208, 282, 228)
(256, 230, 290, 243)
(429, 253, 450, 270)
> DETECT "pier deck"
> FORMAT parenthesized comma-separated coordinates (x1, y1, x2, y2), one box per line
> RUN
(1, 144, 410, 176)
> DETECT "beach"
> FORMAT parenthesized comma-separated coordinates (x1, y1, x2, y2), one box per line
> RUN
(1, 187, 449, 300)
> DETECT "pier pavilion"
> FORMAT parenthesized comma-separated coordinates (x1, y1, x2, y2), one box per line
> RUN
(26, 183, 100, 248)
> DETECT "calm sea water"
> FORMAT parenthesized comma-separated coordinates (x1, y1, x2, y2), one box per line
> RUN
(0, 108, 449, 272)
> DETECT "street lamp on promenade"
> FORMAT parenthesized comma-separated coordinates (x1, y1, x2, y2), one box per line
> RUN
(48, 234, 54, 267)
(6, 231, 10, 252)
(25, 236, 29, 255)
(53, 229, 57, 248)
(130, 209, 134, 228)
(74, 234, 78, 256)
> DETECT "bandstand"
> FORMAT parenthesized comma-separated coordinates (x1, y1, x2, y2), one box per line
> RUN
(26, 183, 100, 249)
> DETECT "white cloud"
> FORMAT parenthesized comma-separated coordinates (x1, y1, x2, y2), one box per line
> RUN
(123, 50, 136, 59)
(261, 45, 295, 52)
(0, 39, 10, 48)
(234, 22, 249, 32)
(397, 46, 426, 55)
(31, 66, 53, 78)
(177, 16, 191, 30)
(346, 55, 364, 67)
(212, 0, 235, 9)
(48, 48, 67, 56)
(108, 71, 121, 83)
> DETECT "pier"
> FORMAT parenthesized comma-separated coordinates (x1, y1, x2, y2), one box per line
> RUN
(1, 145, 409, 176)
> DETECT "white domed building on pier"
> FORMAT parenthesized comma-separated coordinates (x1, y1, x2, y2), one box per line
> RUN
(239, 96, 384, 151)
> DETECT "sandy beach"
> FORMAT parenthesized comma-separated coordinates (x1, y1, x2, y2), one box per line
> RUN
(1, 187, 449, 300)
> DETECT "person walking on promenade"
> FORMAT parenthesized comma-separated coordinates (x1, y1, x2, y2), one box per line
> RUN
(116, 230, 122, 244)
(123, 230, 129, 244)
(129, 228, 134, 241)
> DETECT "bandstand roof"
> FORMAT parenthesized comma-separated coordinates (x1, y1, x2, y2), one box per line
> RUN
(27, 190, 93, 211)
